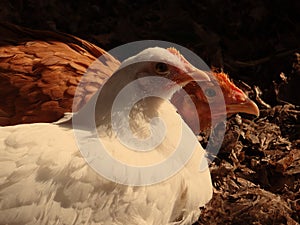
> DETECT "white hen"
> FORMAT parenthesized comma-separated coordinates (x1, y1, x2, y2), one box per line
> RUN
(0, 47, 213, 225)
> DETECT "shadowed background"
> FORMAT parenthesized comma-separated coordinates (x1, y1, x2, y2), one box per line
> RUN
(0, 0, 299, 105)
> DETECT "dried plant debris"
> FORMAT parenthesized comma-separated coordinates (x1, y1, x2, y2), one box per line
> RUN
(198, 179, 298, 225)
(197, 103, 300, 224)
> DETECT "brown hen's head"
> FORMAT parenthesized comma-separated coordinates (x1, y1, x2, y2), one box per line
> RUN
(171, 71, 259, 133)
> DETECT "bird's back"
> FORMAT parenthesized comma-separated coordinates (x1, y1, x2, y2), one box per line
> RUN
(0, 22, 120, 126)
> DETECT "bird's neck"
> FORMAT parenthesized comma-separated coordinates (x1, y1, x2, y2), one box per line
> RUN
(96, 96, 163, 134)
(72, 76, 168, 136)
(93, 100, 185, 167)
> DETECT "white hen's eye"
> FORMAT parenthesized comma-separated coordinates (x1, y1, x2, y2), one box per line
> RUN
(155, 63, 169, 75)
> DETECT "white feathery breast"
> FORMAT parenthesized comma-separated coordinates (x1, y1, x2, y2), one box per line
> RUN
(0, 103, 212, 225)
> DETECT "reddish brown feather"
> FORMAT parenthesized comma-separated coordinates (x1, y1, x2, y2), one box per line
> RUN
(0, 22, 120, 125)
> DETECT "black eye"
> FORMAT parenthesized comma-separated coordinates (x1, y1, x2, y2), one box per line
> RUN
(155, 63, 169, 74)
(204, 88, 216, 97)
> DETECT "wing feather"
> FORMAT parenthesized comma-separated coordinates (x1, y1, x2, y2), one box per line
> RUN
(0, 23, 120, 125)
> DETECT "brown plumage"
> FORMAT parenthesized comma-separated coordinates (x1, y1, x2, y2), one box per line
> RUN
(0, 22, 119, 125)
(0, 23, 259, 131)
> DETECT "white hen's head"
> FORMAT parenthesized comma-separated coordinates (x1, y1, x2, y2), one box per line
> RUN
(117, 47, 210, 98)
(94, 47, 210, 125)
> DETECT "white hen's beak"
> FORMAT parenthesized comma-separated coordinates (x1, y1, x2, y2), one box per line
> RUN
(175, 68, 210, 87)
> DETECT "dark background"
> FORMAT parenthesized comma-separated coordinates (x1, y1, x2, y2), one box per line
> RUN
(1, 0, 299, 106)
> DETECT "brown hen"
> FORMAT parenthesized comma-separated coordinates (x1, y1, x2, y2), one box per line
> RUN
(0, 23, 259, 131)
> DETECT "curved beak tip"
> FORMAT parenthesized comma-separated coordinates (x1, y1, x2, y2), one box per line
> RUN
(246, 99, 260, 117)
(227, 98, 260, 117)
